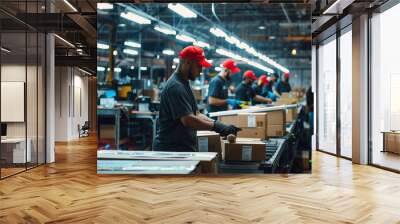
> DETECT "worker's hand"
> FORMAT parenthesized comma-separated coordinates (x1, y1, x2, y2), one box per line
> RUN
(212, 121, 242, 137)
(226, 99, 243, 107)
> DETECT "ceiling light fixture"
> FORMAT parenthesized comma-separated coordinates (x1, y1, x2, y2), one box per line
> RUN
(209, 27, 227, 38)
(123, 49, 139, 55)
(154, 25, 176, 35)
(78, 68, 93, 76)
(120, 12, 151, 25)
(63, 0, 78, 12)
(97, 43, 109, 50)
(54, 34, 75, 48)
(97, 67, 105, 72)
(193, 40, 210, 48)
(1, 47, 11, 53)
(162, 49, 175, 55)
(97, 3, 113, 10)
(124, 41, 141, 48)
(176, 34, 195, 42)
(168, 3, 197, 18)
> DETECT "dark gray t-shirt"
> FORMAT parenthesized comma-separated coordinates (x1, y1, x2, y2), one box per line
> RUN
(153, 73, 198, 152)
(207, 75, 228, 113)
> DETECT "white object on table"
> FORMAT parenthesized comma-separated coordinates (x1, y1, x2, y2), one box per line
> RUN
(1, 138, 32, 163)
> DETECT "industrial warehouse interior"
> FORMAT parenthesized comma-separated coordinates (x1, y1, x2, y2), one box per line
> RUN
(0, 0, 400, 223)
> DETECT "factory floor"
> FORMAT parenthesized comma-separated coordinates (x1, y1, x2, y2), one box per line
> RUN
(1, 136, 400, 223)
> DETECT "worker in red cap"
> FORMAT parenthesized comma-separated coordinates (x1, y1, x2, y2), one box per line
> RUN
(253, 74, 269, 96)
(275, 72, 292, 96)
(208, 59, 243, 113)
(235, 70, 272, 104)
(154, 46, 241, 152)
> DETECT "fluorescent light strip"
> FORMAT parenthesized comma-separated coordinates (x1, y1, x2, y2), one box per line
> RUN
(209, 27, 227, 38)
(162, 49, 175, 55)
(1, 47, 11, 53)
(154, 25, 176, 35)
(97, 43, 109, 50)
(193, 40, 210, 48)
(168, 3, 197, 18)
(123, 49, 138, 55)
(322, 0, 343, 15)
(124, 41, 141, 48)
(120, 12, 151, 25)
(140, 67, 147, 71)
(97, 3, 113, 10)
(176, 34, 195, 42)
(78, 68, 93, 76)
(54, 34, 75, 48)
(216, 48, 274, 73)
(97, 66, 106, 72)
(63, 0, 78, 12)
(211, 24, 289, 73)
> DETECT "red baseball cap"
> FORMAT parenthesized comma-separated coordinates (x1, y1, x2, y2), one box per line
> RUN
(222, 59, 240, 74)
(243, 70, 257, 81)
(284, 72, 290, 79)
(260, 74, 269, 86)
(179, 46, 212, 68)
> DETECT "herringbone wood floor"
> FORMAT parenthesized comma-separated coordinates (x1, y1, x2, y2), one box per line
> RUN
(1, 135, 400, 224)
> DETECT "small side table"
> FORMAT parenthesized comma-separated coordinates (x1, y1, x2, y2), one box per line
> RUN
(382, 131, 400, 154)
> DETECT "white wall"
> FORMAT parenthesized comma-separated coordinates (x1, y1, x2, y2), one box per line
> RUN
(55, 67, 89, 141)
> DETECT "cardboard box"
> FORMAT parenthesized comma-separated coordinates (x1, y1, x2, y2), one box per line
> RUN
(266, 110, 285, 125)
(197, 131, 222, 156)
(219, 115, 239, 126)
(99, 125, 115, 139)
(223, 139, 266, 162)
(237, 127, 266, 139)
(385, 132, 400, 154)
(286, 108, 298, 123)
(267, 124, 285, 137)
(193, 88, 203, 101)
(276, 98, 298, 106)
(142, 89, 159, 101)
(237, 113, 267, 128)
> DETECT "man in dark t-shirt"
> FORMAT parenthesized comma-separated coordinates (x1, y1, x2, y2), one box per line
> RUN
(153, 46, 241, 152)
(275, 72, 292, 96)
(208, 59, 242, 113)
(235, 70, 272, 104)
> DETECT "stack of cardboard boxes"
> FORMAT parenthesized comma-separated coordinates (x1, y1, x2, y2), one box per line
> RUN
(275, 93, 299, 123)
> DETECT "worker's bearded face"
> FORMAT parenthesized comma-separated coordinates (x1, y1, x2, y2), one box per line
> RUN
(225, 70, 232, 81)
(188, 61, 202, 81)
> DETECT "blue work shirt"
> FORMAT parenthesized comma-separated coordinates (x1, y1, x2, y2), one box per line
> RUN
(235, 82, 256, 102)
(207, 75, 228, 113)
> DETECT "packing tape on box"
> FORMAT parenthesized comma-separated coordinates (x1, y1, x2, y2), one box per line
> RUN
(198, 137, 209, 152)
(248, 114, 256, 127)
(242, 145, 252, 161)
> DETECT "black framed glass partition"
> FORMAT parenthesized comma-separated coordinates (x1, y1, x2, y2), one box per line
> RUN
(317, 35, 337, 155)
(316, 23, 353, 159)
(370, 2, 400, 172)
(339, 26, 352, 159)
(0, 0, 47, 179)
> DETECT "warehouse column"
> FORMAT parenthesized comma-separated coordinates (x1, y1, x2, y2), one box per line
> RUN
(352, 14, 368, 164)
(46, 1, 55, 163)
